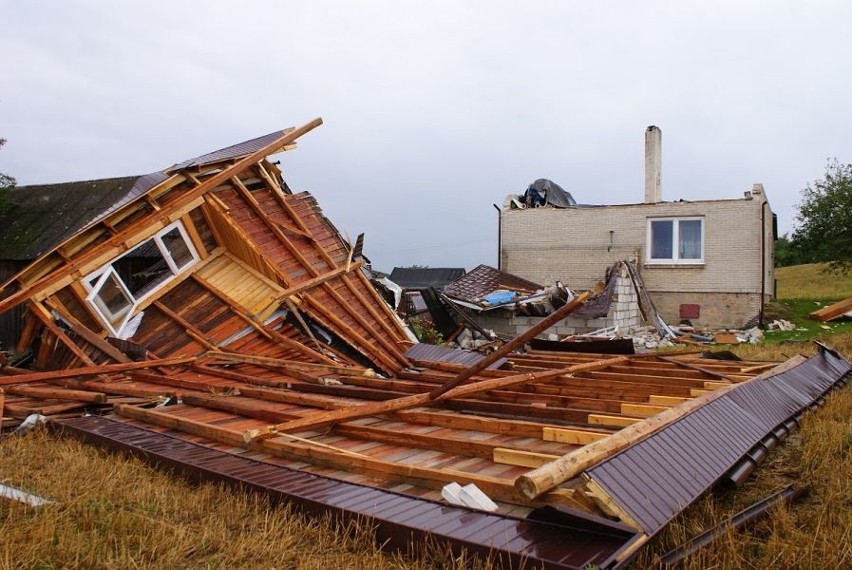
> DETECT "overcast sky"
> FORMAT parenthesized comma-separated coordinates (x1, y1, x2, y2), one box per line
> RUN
(2, 1, 851, 272)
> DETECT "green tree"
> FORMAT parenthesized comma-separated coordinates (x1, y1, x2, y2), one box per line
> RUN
(774, 233, 806, 267)
(0, 138, 16, 212)
(791, 159, 852, 274)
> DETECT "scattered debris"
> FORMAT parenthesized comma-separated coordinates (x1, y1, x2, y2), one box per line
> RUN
(810, 295, 852, 322)
(0, 482, 54, 507)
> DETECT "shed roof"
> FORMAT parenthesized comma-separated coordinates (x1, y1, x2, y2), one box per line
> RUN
(442, 264, 541, 302)
(388, 267, 465, 290)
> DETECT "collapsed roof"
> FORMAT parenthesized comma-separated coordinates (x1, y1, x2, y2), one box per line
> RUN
(1, 121, 849, 569)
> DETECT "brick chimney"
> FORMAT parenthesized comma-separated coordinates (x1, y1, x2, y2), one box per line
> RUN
(644, 125, 662, 203)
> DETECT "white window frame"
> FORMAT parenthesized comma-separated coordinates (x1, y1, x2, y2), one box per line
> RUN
(83, 221, 199, 336)
(645, 217, 705, 265)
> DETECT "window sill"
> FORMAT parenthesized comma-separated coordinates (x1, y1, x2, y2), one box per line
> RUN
(644, 262, 706, 268)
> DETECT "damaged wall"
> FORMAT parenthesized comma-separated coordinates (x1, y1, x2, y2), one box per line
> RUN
(469, 266, 642, 337)
(501, 189, 774, 329)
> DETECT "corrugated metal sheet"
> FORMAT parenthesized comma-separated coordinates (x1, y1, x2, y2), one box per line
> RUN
(166, 130, 290, 172)
(56, 415, 638, 570)
(443, 264, 541, 303)
(405, 343, 507, 369)
(585, 347, 851, 536)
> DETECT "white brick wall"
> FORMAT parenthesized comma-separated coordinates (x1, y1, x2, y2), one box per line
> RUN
(501, 192, 775, 328)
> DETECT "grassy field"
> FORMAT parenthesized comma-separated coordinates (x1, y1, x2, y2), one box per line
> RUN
(1, 263, 851, 569)
(775, 262, 852, 300)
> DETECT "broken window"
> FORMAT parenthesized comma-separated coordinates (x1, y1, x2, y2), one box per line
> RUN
(647, 217, 704, 264)
(84, 221, 199, 336)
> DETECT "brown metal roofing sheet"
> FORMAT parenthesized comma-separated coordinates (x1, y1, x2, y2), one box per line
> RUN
(166, 130, 289, 172)
(585, 348, 851, 537)
(55, 415, 638, 570)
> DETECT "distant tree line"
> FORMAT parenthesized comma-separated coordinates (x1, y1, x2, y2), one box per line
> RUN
(0, 137, 15, 212)
(781, 159, 852, 274)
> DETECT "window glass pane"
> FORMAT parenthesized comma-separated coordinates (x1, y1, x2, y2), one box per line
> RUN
(127, 237, 172, 297)
(679, 220, 702, 259)
(650, 220, 673, 259)
(92, 272, 133, 329)
(161, 227, 194, 269)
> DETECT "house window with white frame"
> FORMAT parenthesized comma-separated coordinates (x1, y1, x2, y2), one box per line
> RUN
(83, 221, 199, 336)
(646, 217, 704, 264)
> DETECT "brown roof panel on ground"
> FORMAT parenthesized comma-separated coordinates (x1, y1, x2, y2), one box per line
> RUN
(585, 347, 850, 537)
(56, 415, 639, 570)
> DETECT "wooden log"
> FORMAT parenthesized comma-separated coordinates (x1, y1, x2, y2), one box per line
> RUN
(0, 356, 195, 386)
(429, 291, 592, 399)
(513, 356, 807, 500)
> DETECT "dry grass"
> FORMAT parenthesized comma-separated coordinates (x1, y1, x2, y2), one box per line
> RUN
(629, 333, 852, 569)
(0, 430, 490, 570)
(631, 378, 852, 569)
(776, 263, 852, 300)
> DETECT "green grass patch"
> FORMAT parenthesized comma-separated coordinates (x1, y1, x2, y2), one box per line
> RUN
(762, 298, 852, 344)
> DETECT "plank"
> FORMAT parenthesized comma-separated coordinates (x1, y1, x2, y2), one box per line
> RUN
(619, 403, 670, 417)
(543, 427, 609, 445)
(493, 448, 560, 469)
(0, 356, 195, 386)
(648, 395, 690, 406)
(587, 414, 642, 428)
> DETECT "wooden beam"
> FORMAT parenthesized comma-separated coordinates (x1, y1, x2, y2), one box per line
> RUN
(0, 119, 322, 314)
(114, 403, 585, 510)
(493, 448, 560, 469)
(273, 262, 364, 303)
(620, 403, 670, 417)
(647, 395, 690, 406)
(587, 414, 642, 428)
(5, 385, 107, 404)
(515, 381, 744, 500)
(656, 355, 737, 382)
(28, 301, 95, 367)
(0, 356, 195, 386)
(543, 427, 609, 445)
(191, 274, 338, 365)
(245, 355, 633, 442)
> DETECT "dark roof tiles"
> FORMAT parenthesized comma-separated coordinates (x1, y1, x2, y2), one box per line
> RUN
(442, 264, 541, 303)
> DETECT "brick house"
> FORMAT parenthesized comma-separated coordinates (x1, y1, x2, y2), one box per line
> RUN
(499, 127, 776, 329)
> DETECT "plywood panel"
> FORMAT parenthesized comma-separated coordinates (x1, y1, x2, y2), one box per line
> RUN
(195, 254, 283, 321)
